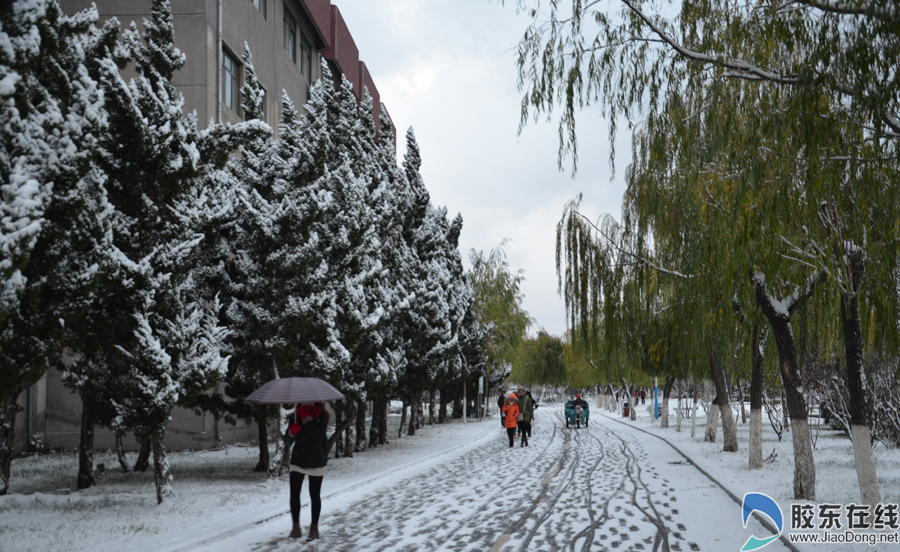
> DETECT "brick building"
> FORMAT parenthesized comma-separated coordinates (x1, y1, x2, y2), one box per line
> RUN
(13, 0, 393, 454)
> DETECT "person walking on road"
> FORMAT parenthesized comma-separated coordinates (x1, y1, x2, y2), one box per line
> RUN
(640, 389, 646, 405)
(526, 390, 538, 433)
(501, 393, 520, 447)
(283, 402, 329, 541)
(517, 388, 533, 447)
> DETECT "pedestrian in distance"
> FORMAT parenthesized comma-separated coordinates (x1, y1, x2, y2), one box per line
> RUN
(525, 390, 538, 433)
(517, 388, 533, 446)
(501, 393, 520, 447)
(640, 389, 646, 405)
(497, 391, 506, 427)
(283, 402, 329, 541)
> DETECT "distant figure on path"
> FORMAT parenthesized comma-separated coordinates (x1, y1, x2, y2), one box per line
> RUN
(498, 391, 506, 427)
(517, 388, 533, 447)
(526, 390, 538, 432)
(640, 389, 646, 405)
(283, 402, 329, 541)
(502, 393, 520, 447)
(572, 394, 587, 409)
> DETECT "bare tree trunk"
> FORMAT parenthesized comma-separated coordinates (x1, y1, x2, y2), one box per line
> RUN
(378, 399, 388, 445)
(462, 378, 467, 423)
(334, 407, 344, 458)
(343, 401, 355, 458)
(355, 400, 367, 452)
(749, 324, 765, 470)
(0, 391, 19, 495)
(399, 401, 407, 438)
(254, 417, 269, 472)
(840, 261, 881, 507)
(736, 376, 747, 424)
(115, 433, 130, 472)
(369, 398, 380, 448)
(77, 408, 95, 490)
(429, 390, 436, 425)
(134, 440, 151, 472)
(152, 429, 171, 504)
(269, 406, 291, 479)
(438, 391, 447, 424)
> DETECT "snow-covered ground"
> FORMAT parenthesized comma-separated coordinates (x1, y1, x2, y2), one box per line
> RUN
(0, 415, 494, 552)
(2, 401, 898, 552)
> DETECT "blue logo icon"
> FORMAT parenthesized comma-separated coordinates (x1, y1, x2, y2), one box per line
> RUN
(741, 493, 783, 551)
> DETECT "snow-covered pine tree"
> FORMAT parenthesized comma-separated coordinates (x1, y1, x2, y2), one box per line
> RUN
(0, 0, 111, 495)
(395, 129, 468, 430)
(183, 43, 280, 473)
(365, 107, 411, 447)
(62, 0, 227, 503)
(231, 89, 327, 476)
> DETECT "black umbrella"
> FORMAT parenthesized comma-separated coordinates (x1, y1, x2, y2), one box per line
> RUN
(244, 377, 345, 405)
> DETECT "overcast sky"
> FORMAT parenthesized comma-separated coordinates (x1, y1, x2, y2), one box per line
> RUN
(334, 0, 630, 336)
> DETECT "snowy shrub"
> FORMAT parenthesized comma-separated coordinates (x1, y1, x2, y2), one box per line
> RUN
(28, 433, 45, 453)
(820, 354, 900, 448)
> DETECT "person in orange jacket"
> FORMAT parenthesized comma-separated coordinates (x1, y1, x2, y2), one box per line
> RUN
(501, 393, 520, 447)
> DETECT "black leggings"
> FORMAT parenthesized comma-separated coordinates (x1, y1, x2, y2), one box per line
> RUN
(506, 427, 516, 446)
(290, 472, 324, 525)
(518, 421, 531, 440)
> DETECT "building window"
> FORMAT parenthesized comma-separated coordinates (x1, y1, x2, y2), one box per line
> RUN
(301, 32, 312, 82)
(223, 49, 241, 113)
(283, 6, 296, 64)
(252, 0, 266, 19)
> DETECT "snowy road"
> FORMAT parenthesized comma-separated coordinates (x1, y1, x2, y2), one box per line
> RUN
(231, 410, 790, 552)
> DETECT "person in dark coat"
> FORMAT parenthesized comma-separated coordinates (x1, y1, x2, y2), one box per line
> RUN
(498, 391, 506, 427)
(640, 389, 646, 404)
(283, 402, 329, 541)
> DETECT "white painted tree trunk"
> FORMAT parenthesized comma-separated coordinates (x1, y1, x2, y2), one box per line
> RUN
(790, 419, 816, 500)
(676, 382, 683, 433)
(720, 403, 738, 452)
(660, 398, 670, 428)
(704, 403, 720, 443)
(851, 424, 881, 507)
(690, 401, 698, 437)
(749, 409, 763, 470)
(690, 383, 699, 438)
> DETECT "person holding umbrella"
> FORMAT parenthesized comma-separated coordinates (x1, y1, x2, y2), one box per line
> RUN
(243, 376, 345, 542)
(283, 402, 329, 540)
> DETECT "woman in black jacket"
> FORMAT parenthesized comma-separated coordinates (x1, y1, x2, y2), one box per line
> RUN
(282, 402, 329, 541)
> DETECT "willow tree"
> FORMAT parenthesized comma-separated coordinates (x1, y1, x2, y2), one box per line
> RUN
(512, 0, 899, 504)
(469, 241, 532, 383)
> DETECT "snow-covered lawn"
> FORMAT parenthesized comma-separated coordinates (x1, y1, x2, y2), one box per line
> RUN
(0, 416, 495, 552)
(613, 400, 900, 507)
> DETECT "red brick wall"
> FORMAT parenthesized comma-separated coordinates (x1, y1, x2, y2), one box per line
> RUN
(322, 6, 360, 99)
(304, 0, 331, 47)
(359, 61, 382, 133)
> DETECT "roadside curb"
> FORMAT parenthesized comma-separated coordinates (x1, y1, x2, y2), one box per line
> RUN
(601, 412, 803, 552)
